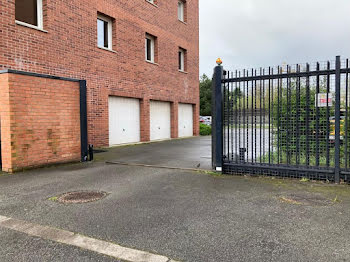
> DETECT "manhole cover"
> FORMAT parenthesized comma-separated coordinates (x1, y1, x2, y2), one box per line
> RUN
(57, 191, 108, 204)
(279, 193, 334, 206)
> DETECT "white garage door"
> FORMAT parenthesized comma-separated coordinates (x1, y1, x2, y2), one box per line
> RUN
(150, 101, 171, 141)
(178, 103, 193, 137)
(109, 96, 140, 146)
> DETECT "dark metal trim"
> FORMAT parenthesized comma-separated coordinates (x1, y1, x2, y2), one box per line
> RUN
(340, 171, 350, 176)
(80, 80, 88, 162)
(334, 56, 341, 183)
(0, 69, 81, 82)
(222, 68, 350, 83)
(223, 162, 334, 174)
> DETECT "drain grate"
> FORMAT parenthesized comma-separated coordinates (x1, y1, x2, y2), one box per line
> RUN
(57, 191, 108, 204)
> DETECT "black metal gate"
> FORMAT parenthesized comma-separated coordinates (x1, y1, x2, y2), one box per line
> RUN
(212, 56, 350, 183)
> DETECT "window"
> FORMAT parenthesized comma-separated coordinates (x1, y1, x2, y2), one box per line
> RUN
(145, 34, 157, 63)
(178, 1, 186, 22)
(15, 0, 43, 29)
(97, 15, 113, 50)
(178, 48, 186, 72)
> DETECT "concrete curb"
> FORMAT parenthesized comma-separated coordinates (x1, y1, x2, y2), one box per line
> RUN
(0, 215, 178, 262)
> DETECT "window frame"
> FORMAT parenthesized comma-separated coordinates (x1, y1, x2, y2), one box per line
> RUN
(97, 14, 113, 51)
(15, 0, 44, 30)
(178, 1, 185, 22)
(178, 48, 186, 72)
(145, 34, 155, 63)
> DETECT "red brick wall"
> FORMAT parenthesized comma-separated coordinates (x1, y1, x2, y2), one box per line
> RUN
(0, 73, 81, 172)
(0, 73, 11, 171)
(0, 0, 200, 147)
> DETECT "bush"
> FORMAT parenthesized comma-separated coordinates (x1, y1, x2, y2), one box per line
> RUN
(200, 123, 211, 136)
(272, 82, 333, 155)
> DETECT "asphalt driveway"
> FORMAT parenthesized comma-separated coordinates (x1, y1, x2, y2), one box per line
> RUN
(96, 136, 212, 170)
(0, 137, 350, 261)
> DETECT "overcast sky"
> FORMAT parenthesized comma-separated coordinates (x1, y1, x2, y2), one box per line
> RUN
(199, 0, 350, 76)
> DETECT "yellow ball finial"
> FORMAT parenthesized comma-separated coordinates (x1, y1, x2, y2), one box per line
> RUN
(216, 58, 222, 65)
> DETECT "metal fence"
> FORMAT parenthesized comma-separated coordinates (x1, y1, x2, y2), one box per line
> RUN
(212, 56, 350, 183)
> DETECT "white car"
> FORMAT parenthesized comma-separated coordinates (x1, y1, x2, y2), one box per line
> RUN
(200, 116, 212, 126)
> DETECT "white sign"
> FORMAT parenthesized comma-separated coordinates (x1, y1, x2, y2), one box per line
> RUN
(315, 93, 333, 107)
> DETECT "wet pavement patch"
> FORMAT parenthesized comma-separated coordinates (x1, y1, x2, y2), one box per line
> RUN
(56, 191, 108, 204)
(279, 193, 336, 206)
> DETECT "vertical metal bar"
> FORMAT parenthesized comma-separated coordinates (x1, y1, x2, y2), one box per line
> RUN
(326, 61, 330, 167)
(232, 72, 235, 161)
(234, 71, 238, 162)
(260, 68, 263, 163)
(263, 69, 266, 163)
(315, 63, 320, 166)
(335, 56, 341, 183)
(228, 72, 231, 160)
(277, 66, 281, 164)
(238, 71, 242, 161)
(227, 72, 230, 161)
(268, 67, 271, 164)
(271, 68, 274, 164)
(243, 70, 246, 163)
(230, 76, 232, 160)
(296, 65, 300, 165)
(80, 80, 88, 162)
(306, 63, 310, 166)
(254, 70, 257, 162)
(212, 65, 224, 171)
(246, 70, 249, 162)
(286, 65, 291, 165)
(345, 59, 349, 170)
(251, 69, 254, 163)
(223, 73, 227, 161)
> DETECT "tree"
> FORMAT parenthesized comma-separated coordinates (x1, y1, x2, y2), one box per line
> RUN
(200, 74, 212, 116)
(200, 74, 243, 116)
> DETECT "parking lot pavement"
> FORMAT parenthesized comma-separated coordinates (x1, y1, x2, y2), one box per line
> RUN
(0, 152, 350, 261)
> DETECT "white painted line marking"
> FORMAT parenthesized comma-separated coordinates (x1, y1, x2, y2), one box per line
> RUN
(0, 215, 177, 262)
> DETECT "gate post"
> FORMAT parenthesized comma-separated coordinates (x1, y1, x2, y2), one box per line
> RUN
(212, 63, 224, 171)
(334, 56, 341, 183)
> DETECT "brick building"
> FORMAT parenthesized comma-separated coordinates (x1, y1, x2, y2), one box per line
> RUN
(0, 0, 199, 171)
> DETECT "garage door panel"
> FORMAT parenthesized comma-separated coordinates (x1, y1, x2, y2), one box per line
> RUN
(178, 103, 193, 137)
(150, 101, 171, 141)
(109, 97, 140, 146)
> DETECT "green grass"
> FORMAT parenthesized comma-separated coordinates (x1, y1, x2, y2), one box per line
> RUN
(262, 151, 337, 167)
(48, 196, 58, 202)
(263, 147, 350, 168)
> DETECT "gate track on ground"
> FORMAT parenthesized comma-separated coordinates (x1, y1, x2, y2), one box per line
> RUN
(105, 161, 209, 173)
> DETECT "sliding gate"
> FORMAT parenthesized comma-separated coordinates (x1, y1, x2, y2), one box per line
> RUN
(212, 56, 350, 183)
